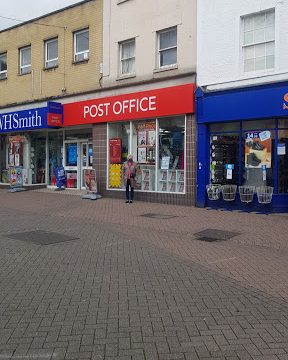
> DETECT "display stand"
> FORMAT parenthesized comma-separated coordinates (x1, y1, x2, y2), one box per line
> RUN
(8, 166, 26, 193)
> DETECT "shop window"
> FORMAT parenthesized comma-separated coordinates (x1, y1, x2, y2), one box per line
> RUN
(158, 117, 185, 193)
(48, 131, 63, 186)
(119, 38, 135, 76)
(242, 119, 275, 130)
(242, 130, 274, 188)
(74, 29, 89, 62)
(19, 46, 31, 75)
(0, 136, 8, 183)
(0, 52, 7, 79)
(242, 10, 275, 72)
(131, 120, 156, 191)
(210, 133, 240, 186)
(278, 130, 288, 193)
(45, 38, 58, 69)
(157, 27, 177, 68)
(209, 122, 240, 132)
(108, 122, 130, 189)
(278, 119, 288, 129)
(30, 133, 47, 184)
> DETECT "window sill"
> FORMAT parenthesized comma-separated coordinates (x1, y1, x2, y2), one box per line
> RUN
(154, 64, 178, 73)
(72, 59, 89, 65)
(116, 74, 136, 81)
(43, 65, 59, 71)
(0, 76, 7, 81)
(18, 71, 31, 76)
(117, 0, 130, 4)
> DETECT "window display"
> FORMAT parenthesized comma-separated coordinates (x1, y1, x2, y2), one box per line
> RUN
(278, 129, 288, 193)
(108, 116, 186, 193)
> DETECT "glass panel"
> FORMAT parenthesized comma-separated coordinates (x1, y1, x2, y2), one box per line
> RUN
(30, 133, 46, 184)
(160, 48, 177, 67)
(132, 120, 156, 191)
(122, 58, 135, 74)
(121, 41, 134, 59)
(210, 133, 239, 185)
(278, 130, 288, 193)
(21, 47, 31, 66)
(159, 28, 177, 49)
(66, 171, 77, 188)
(255, 43, 265, 57)
(0, 54, 7, 72)
(242, 119, 275, 130)
(88, 144, 93, 167)
(108, 122, 129, 189)
(65, 128, 92, 140)
(254, 28, 265, 43)
(244, 58, 254, 72)
(48, 131, 63, 186)
(266, 41, 274, 55)
(266, 55, 274, 69)
(255, 56, 266, 71)
(244, 31, 254, 45)
(265, 26, 274, 41)
(158, 117, 185, 193)
(209, 122, 240, 132)
(242, 130, 274, 187)
(244, 46, 254, 59)
(266, 11, 275, 26)
(278, 119, 288, 129)
(47, 39, 58, 60)
(244, 16, 254, 32)
(0, 135, 8, 183)
(82, 144, 87, 167)
(76, 30, 89, 53)
(254, 13, 266, 29)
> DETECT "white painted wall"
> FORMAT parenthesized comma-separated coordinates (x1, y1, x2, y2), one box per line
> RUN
(197, 0, 288, 90)
(103, 0, 196, 88)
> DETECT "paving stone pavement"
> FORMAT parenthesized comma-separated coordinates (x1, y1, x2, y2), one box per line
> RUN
(0, 189, 288, 360)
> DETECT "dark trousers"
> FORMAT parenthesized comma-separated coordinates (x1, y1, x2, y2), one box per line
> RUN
(126, 179, 134, 201)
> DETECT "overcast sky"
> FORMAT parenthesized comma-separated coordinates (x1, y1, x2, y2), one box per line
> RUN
(0, 0, 83, 30)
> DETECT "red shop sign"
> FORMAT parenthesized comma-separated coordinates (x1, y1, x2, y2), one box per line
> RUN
(64, 84, 194, 126)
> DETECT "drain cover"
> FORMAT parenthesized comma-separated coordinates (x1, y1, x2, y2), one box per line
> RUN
(4, 230, 79, 245)
(140, 213, 177, 219)
(194, 229, 240, 242)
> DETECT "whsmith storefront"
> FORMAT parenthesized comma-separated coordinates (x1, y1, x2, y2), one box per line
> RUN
(64, 84, 196, 204)
(196, 81, 288, 213)
(0, 102, 63, 187)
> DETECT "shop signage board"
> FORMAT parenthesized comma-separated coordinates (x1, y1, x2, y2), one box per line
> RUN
(0, 102, 63, 133)
(64, 84, 195, 126)
(84, 169, 97, 193)
(9, 166, 25, 192)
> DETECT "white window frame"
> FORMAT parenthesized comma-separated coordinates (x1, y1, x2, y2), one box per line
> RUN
(242, 10, 275, 73)
(19, 46, 31, 75)
(119, 38, 135, 76)
(45, 38, 58, 69)
(0, 52, 7, 79)
(74, 29, 89, 62)
(157, 27, 177, 69)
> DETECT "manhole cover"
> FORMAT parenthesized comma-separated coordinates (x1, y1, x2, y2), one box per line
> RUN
(194, 229, 240, 242)
(140, 213, 177, 220)
(4, 230, 79, 245)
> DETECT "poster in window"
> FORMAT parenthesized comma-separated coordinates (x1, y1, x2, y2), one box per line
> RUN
(245, 131, 272, 168)
(109, 138, 122, 163)
(148, 131, 156, 146)
(68, 144, 77, 166)
(138, 131, 146, 146)
(137, 147, 146, 163)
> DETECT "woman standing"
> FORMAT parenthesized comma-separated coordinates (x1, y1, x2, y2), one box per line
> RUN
(122, 154, 137, 203)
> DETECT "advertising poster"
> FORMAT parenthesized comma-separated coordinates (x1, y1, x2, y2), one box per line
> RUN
(161, 156, 170, 170)
(245, 131, 272, 168)
(148, 131, 156, 146)
(138, 131, 146, 146)
(68, 144, 77, 166)
(84, 169, 97, 192)
(137, 147, 146, 163)
(109, 138, 122, 164)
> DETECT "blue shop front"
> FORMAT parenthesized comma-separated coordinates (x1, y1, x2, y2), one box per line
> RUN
(0, 102, 63, 186)
(196, 81, 288, 213)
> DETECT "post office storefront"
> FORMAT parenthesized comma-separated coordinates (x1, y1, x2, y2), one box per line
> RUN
(196, 81, 288, 213)
(64, 84, 196, 204)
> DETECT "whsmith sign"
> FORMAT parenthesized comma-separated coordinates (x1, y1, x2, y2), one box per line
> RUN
(0, 102, 63, 133)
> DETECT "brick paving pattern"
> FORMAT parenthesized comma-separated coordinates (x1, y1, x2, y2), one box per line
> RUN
(0, 189, 288, 359)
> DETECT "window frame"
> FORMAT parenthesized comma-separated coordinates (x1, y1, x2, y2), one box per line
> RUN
(45, 37, 58, 69)
(0, 52, 7, 79)
(73, 28, 89, 62)
(119, 38, 136, 76)
(241, 10, 275, 73)
(19, 45, 31, 75)
(157, 26, 177, 69)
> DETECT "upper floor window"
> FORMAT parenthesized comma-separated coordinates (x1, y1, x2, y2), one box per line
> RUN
(119, 39, 135, 76)
(19, 46, 31, 75)
(242, 10, 275, 73)
(74, 28, 89, 62)
(157, 27, 177, 68)
(0, 52, 7, 79)
(45, 38, 58, 68)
